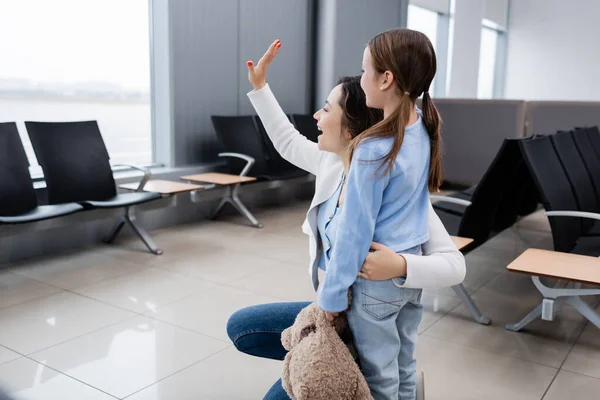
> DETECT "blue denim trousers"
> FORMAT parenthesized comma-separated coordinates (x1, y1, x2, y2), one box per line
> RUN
(348, 278, 423, 400)
(227, 247, 424, 400)
(226, 301, 310, 400)
(347, 245, 424, 400)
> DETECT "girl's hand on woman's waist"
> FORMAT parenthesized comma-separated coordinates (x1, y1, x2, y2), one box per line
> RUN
(358, 242, 407, 281)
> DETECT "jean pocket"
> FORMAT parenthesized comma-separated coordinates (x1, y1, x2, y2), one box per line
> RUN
(360, 278, 407, 319)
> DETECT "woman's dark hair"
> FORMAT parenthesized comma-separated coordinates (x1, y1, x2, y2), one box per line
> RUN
(348, 29, 443, 192)
(337, 76, 383, 139)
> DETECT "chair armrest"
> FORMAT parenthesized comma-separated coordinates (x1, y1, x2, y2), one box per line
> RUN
(545, 210, 600, 222)
(430, 194, 472, 207)
(112, 163, 151, 192)
(218, 152, 255, 177)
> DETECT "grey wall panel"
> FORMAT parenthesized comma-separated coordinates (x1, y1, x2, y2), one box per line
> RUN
(526, 102, 600, 136)
(333, 0, 406, 78)
(238, 0, 311, 115)
(170, 0, 239, 166)
(314, 0, 408, 109)
(434, 99, 526, 185)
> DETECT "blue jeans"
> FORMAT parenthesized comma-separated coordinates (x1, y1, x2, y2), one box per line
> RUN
(226, 301, 311, 400)
(348, 278, 423, 400)
(227, 274, 423, 400)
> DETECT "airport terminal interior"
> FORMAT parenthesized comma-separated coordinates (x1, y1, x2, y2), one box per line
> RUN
(1, 0, 600, 399)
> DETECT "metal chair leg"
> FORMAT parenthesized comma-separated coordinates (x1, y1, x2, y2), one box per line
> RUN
(208, 184, 263, 228)
(452, 283, 491, 325)
(505, 275, 600, 332)
(505, 303, 543, 332)
(104, 207, 163, 255)
(416, 370, 425, 400)
(231, 194, 263, 228)
(567, 296, 600, 330)
(209, 197, 229, 220)
(125, 208, 163, 255)
(105, 219, 126, 244)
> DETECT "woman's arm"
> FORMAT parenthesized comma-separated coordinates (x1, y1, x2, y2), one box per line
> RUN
(358, 202, 466, 288)
(246, 40, 325, 175)
(247, 85, 325, 175)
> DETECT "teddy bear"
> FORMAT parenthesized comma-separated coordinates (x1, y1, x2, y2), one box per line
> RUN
(280, 301, 373, 400)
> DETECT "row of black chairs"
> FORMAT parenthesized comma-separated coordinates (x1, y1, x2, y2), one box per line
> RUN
(432, 125, 600, 256)
(0, 121, 163, 254)
(522, 126, 600, 255)
(503, 126, 600, 331)
(430, 136, 540, 325)
(431, 138, 540, 254)
(211, 114, 319, 181)
(432, 126, 600, 330)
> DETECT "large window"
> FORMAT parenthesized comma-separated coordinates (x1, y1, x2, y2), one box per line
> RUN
(407, 5, 439, 51)
(407, 1, 453, 98)
(0, 0, 152, 177)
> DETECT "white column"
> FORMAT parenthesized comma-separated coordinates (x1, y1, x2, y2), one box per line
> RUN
(149, 0, 174, 166)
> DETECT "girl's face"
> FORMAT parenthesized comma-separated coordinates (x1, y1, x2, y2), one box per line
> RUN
(360, 46, 385, 109)
(313, 84, 351, 154)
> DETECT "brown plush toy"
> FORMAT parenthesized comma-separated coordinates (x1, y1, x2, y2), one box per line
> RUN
(281, 302, 373, 400)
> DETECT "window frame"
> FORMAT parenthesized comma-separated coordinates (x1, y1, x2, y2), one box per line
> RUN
(407, 1, 452, 98)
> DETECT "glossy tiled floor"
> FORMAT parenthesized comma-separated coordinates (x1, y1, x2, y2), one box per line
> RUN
(0, 201, 599, 399)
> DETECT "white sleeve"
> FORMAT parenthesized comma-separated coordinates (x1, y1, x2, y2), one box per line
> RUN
(398, 202, 467, 288)
(247, 84, 325, 175)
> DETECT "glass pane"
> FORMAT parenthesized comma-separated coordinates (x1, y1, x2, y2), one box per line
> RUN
(477, 27, 498, 99)
(407, 4, 438, 95)
(0, 0, 151, 177)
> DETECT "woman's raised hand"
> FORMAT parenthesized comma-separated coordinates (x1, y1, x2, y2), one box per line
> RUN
(247, 39, 282, 91)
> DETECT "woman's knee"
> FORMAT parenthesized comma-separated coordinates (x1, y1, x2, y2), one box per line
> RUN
(226, 302, 309, 360)
(226, 305, 255, 347)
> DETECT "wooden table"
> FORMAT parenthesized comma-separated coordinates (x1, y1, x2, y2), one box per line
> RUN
(508, 248, 600, 285)
(451, 236, 474, 252)
(120, 179, 205, 195)
(505, 248, 600, 332)
(181, 172, 256, 186)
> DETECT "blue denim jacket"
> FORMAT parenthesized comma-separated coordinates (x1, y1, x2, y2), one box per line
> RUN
(317, 116, 431, 312)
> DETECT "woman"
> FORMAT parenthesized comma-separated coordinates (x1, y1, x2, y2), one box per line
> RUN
(227, 40, 465, 399)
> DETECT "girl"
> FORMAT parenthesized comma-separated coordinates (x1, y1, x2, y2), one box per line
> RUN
(228, 31, 462, 400)
(314, 29, 441, 399)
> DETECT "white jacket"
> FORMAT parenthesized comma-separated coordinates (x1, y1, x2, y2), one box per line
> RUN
(248, 85, 466, 289)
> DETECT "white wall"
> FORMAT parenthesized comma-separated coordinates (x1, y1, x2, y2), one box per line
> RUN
(504, 0, 600, 101)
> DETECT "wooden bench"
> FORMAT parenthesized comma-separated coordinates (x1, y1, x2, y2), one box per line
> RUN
(181, 172, 262, 228)
(505, 248, 600, 331)
(450, 236, 491, 325)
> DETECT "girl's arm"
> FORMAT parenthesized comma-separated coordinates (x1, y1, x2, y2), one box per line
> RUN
(317, 145, 390, 312)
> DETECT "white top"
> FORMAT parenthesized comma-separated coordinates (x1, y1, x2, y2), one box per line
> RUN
(247, 84, 466, 289)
